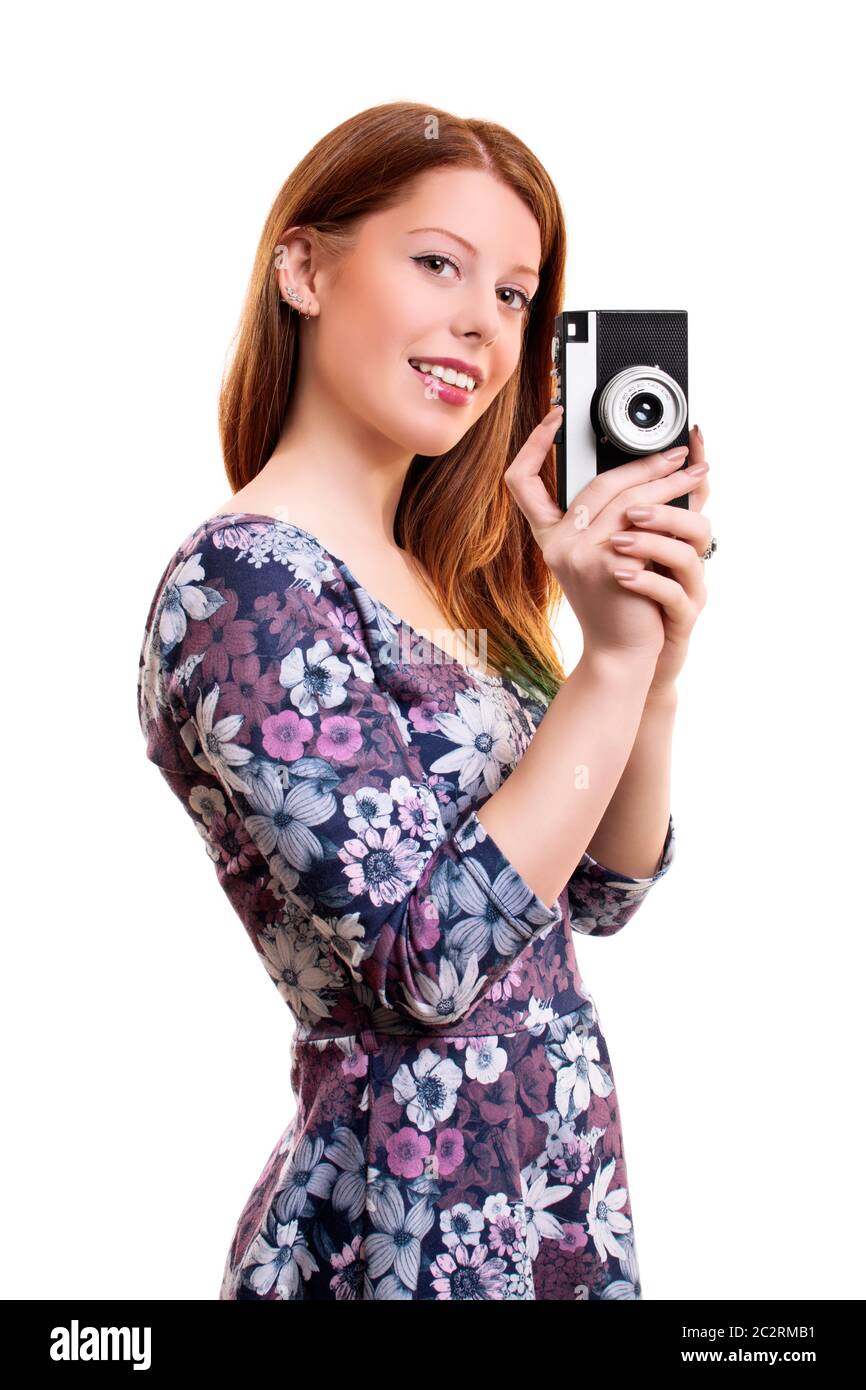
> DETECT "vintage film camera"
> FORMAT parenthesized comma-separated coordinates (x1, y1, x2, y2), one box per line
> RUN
(550, 310, 690, 513)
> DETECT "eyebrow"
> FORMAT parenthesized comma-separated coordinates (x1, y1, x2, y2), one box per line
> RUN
(407, 226, 540, 282)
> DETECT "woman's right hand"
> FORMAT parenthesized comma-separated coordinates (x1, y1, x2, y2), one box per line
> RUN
(504, 405, 707, 662)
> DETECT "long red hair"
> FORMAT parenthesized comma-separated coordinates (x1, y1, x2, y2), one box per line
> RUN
(218, 101, 568, 699)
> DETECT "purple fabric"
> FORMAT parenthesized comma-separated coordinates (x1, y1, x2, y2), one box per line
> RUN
(137, 512, 674, 1300)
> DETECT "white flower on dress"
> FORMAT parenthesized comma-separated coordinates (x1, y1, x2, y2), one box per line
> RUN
(524, 996, 558, 1034)
(282, 541, 340, 595)
(447, 849, 560, 964)
(519, 1169, 573, 1261)
(439, 1200, 485, 1249)
(481, 1191, 513, 1224)
(271, 1133, 338, 1226)
(385, 692, 414, 746)
(392, 1048, 464, 1131)
(398, 952, 488, 1027)
(586, 1156, 633, 1263)
(308, 909, 366, 976)
(192, 683, 253, 791)
(323, 1126, 368, 1223)
(242, 1218, 319, 1299)
(258, 928, 333, 1020)
(278, 639, 353, 717)
(429, 690, 516, 794)
(338, 824, 428, 907)
(463, 1035, 508, 1084)
(138, 634, 163, 728)
(189, 782, 227, 825)
(553, 1030, 614, 1121)
(245, 775, 336, 871)
(363, 1178, 436, 1294)
(158, 552, 225, 649)
(342, 785, 393, 835)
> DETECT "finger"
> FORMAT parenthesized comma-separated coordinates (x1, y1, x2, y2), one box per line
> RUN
(622, 500, 713, 557)
(688, 475, 710, 514)
(609, 531, 705, 604)
(682, 424, 707, 514)
(564, 437, 695, 529)
(610, 564, 695, 625)
(688, 422, 705, 468)
(503, 405, 565, 535)
(592, 460, 709, 535)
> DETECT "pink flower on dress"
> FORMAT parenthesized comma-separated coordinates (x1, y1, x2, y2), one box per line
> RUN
(552, 1134, 592, 1187)
(489, 960, 526, 1003)
(558, 1221, 589, 1255)
(342, 1044, 369, 1080)
(316, 714, 363, 763)
(394, 787, 438, 840)
(407, 696, 442, 733)
(487, 1206, 526, 1259)
(435, 1127, 465, 1176)
(386, 1126, 431, 1179)
(262, 709, 313, 761)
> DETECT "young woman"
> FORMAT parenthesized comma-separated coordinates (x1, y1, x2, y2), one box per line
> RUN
(137, 100, 711, 1301)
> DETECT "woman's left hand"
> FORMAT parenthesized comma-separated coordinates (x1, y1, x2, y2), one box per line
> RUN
(608, 422, 712, 698)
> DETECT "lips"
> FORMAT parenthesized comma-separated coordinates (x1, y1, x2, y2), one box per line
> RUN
(407, 356, 484, 386)
(407, 361, 476, 407)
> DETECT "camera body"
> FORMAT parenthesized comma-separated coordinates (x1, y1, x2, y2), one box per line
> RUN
(550, 310, 690, 512)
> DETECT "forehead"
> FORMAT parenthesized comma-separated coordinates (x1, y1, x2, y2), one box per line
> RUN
(362, 167, 542, 269)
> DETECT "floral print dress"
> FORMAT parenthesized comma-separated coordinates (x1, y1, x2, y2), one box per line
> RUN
(137, 512, 675, 1301)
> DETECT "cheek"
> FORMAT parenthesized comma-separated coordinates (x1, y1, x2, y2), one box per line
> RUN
(482, 359, 518, 404)
(319, 320, 411, 429)
(337, 283, 408, 383)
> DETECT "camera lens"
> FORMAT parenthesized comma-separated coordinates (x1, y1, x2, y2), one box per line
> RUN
(628, 393, 663, 429)
(597, 365, 687, 455)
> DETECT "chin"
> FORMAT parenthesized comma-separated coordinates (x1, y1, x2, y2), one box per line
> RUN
(406, 423, 471, 457)
(403, 398, 479, 445)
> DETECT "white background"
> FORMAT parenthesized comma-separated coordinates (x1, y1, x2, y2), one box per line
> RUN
(3, 0, 863, 1301)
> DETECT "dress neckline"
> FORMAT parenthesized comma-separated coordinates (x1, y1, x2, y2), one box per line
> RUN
(199, 510, 508, 688)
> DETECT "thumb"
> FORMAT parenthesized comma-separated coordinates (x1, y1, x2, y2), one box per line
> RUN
(503, 405, 565, 536)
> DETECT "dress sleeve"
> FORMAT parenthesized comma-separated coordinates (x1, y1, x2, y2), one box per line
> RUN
(565, 812, 675, 937)
(163, 530, 566, 1029)
(519, 685, 676, 938)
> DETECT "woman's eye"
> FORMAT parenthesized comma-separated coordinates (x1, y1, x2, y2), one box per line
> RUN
(413, 254, 459, 280)
(412, 255, 532, 313)
(499, 286, 532, 313)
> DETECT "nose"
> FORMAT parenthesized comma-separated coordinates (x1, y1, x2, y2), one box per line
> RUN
(453, 289, 500, 348)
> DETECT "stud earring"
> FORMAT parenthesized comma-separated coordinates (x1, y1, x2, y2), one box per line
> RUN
(282, 286, 312, 321)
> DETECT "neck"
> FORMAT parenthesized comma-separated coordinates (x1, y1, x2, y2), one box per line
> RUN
(262, 365, 415, 550)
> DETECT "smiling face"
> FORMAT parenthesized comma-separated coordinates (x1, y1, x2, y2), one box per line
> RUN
(293, 167, 543, 459)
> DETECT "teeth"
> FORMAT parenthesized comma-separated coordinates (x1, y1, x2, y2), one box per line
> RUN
(410, 361, 477, 391)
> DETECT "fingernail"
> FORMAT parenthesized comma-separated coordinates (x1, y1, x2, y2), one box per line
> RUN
(626, 507, 652, 521)
(663, 446, 689, 461)
(685, 462, 708, 477)
(694, 423, 704, 444)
